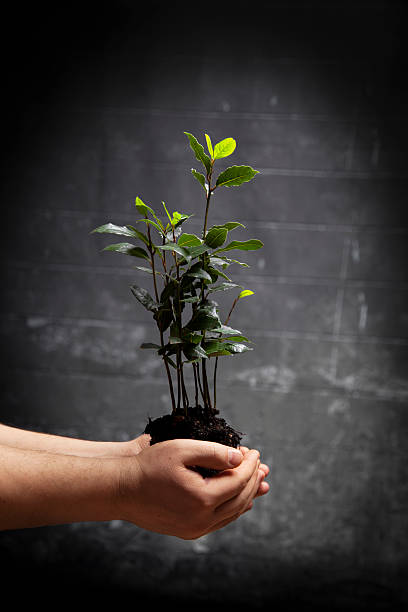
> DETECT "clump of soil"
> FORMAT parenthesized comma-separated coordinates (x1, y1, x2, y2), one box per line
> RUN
(144, 405, 243, 477)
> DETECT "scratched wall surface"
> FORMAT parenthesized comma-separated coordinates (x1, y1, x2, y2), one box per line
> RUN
(1, 2, 408, 609)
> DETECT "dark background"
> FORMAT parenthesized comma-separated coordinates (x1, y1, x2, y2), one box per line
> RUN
(1, 1, 407, 609)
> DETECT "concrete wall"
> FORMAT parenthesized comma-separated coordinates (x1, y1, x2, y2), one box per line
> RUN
(1, 2, 407, 609)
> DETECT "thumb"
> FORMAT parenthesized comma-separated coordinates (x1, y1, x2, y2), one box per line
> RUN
(179, 439, 243, 470)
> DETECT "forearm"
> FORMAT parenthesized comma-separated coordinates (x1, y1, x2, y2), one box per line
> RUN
(0, 444, 120, 530)
(0, 423, 128, 457)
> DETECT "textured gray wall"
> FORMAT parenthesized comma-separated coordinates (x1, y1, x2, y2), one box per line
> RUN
(1, 2, 407, 609)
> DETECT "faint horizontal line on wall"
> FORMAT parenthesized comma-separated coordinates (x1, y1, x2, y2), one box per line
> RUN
(52, 208, 408, 235)
(80, 105, 408, 128)
(258, 167, 407, 180)
(3, 366, 407, 405)
(4, 312, 408, 347)
(5, 260, 408, 290)
(255, 328, 408, 346)
(99, 159, 407, 181)
(99, 106, 357, 123)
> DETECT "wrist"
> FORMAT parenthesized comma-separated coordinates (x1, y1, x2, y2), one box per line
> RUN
(111, 454, 143, 523)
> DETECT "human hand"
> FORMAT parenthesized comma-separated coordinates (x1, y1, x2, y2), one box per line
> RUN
(119, 436, 270, 501)
(239, 445, 270, 502)
(115, 439, 265, 539)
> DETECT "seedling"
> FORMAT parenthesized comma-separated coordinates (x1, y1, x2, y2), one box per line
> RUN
(92, 132, 263, 464)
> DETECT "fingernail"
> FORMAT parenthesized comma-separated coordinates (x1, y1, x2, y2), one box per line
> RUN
(228, 448, 242, 467)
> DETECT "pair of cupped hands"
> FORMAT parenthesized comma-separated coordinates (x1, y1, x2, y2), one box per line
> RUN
(121, 434, 270, 540)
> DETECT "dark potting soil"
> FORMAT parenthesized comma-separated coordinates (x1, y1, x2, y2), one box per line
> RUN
(144, 405, 243, 477)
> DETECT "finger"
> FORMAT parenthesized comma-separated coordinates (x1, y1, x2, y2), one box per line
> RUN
(239, 447, 270, 477)
(260, 463, 269, 476)
(255, 481, 270, 497)
(205, 512, 242, 535)
(177, 439, 243, 472)
(208, 449, 260, 505)
(214, 461, 263, 520)
(203, 494, 257, 537)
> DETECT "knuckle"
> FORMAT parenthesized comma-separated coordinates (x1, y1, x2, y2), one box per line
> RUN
(236, 474, 248, 493)
(192, 487, 215, 510)
(201, 492, 215, 510)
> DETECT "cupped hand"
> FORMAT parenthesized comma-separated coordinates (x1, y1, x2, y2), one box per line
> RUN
(120, 436, 270, 500)
(115, 438, 265, 539)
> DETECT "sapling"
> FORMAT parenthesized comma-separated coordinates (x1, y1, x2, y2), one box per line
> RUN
(92, 132, 263, 468)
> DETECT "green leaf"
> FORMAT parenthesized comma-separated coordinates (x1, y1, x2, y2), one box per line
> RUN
(183, 343, 208, 361)
(167, 213, 192, 240)
(209, 222, 245, 232)
(209, 256, 230, 267)
(135, 196, 154, 216)
(136, 218, 164, 235)
(197, 300, 218, 314)
(238, 289, 255, 299)
(181, 296, 200, 303)
(160, 279, 178, 303)
(91, 223, 140, 239)
(187, 244, 211, 259)
(134, 265, 153, 275)
(164, 355, 178, 369)
(182, 331, 203, 344)
(103, 243, 150, 260)
(221, 335, 250, 342)
(157, 242, 191, 262)
(204, 226, 228, 249)
(135, 197, 165, 230)
(207, 265, 231, 282)
(184, 132, 211, 174)
(222, 257, 250, 268)
(185, 266, 212, 282)
(213, 137, 236, 160)
(216, 165, 259, 188)
(213, 324, 243, 336)
(162, 201, 172, 224)
(178, 233, 202, 247)
(191, 168, 207, 192)
(169, 336, 183, 345)
(202, 340, 226, 355)
(126, 225, 150, 247)
(172, 213, 192, 228)
(205, 133, 214, 158)
(208, 282, 242, 293)
(187, 310, 221, 332)
(130, 285, 158, 311)
(222, 342, 253, 354)
(140, 343, 161, 350)
(154, 303, 174, 332)
(214, 239, 264, 254)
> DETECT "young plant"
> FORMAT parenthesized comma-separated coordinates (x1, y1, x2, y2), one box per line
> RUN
(92, 132, 263, 450)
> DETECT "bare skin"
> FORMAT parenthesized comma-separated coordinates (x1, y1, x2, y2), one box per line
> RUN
(0, 424, 270, 538)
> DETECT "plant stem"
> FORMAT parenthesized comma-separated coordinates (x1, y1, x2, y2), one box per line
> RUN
(213, 296, 239, 411)
(176, 352, 181, 410)
(196, 363, 205, 405)
(146, 222, 176, 413)
(199, 165, 215, 415)
(213, 357, 219, 412)
(181, 364, 189, 413)
(202, 165, 213, 239)
(202, 359, 212, 412)
(193, 363, 199, 407)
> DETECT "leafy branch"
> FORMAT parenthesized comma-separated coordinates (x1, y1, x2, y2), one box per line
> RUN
(91, 132, 263, 416)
